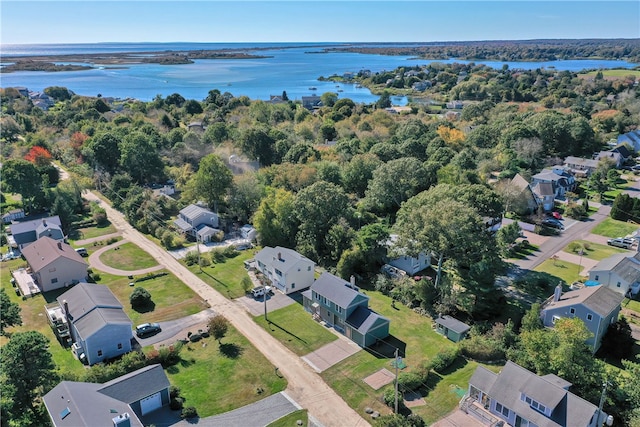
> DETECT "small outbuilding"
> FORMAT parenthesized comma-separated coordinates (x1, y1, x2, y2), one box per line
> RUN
(434, 315, 470, 342)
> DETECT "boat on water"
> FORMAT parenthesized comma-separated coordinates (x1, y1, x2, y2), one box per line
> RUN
(309, 87, 317, 90)
(338, 89, 344, 92)
(355, 84, 362, 88)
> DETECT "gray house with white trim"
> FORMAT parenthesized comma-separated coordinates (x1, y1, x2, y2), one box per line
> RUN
(173, 203, 219, 241)
(540, 285, 624, 353)
(302, 272, 390, 347)
(588, 252, 640, 297)
(57, 282, 133, 365)
(43, 364, 170, 426)
(464, 361, 606, 427)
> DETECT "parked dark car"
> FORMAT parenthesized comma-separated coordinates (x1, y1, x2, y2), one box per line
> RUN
(542, 218, 564, 230)
(135, 323, 161, 338)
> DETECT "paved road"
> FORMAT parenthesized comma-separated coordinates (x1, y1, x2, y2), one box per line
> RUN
(512, 204, 611, 273)
(83, 191, 368, 427)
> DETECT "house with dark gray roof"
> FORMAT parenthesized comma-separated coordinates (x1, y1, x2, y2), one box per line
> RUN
(56, 282, 133, 365)
(588, 251, 640, 297)
(540, 284, 624, 353)
(21, 236, 88, 292)
(531, 181, 556, 212)
(463, 361, 607, 427)
(43, 364, 170, 426)
(509, 173, 539, 214)
(531, 167, 576, 199)
(173, 203, 219, 242)
(8, 215, 64, 250)
(617, 130, 640, 152)
(434, 314, 470, 342)
(302, 272, 390, 347)
(254, 246, 315, 294)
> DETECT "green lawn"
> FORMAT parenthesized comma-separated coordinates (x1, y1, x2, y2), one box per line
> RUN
(580, 69, 640, 78)
(534, 258, 583, 284)
(562, 240, 627, 261)
(68, 222, 117, 241)
(166, 324, 287, 417)
(623, 298, 640, 313)
(93, 269, 209, 325)
(320, 290, 464, 421)
(267, 410, 308, 427)
(591, 217, 639, 238)
(253, 304, 338, 356)
(99, 242, 159, 271)
(184, 249, 256, 299)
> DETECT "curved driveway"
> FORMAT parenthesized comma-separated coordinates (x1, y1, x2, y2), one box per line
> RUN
(82, 191, 368, 427)
(89, 238, 166, 276)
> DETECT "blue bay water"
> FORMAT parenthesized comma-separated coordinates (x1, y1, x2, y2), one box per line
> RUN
(1, 43, 638, 103)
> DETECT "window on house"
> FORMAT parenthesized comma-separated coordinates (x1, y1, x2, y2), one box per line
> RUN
(611, 317, 616, 324)
(117, 343, 123, 350)
(51, 278, 58, 284)
(570, 308, 575, 314)
(616, 282, 621, 287)
(275, 269, 282, 276)
(595, 275, 599, 280)
(49, 267, 56, 272)
(552, 315, 561, 325)
(336, 306, 343, 314)
(587, 313, 593, 321)
(291, 283, 295, 289)
(307, 266, 311, 271)
(97, 350, 103, 357)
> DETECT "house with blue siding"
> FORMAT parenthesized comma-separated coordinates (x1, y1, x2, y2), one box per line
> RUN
(302, 272, 390, 347)
(57, 282, 133, 365)
(539, 284, 623, 353)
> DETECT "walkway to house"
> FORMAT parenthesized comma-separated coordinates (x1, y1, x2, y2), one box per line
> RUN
(301, 333, 361, 373)
(88, 238, 165, 276)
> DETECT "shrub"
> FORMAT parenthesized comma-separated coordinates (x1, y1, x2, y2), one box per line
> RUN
(210, 249, 226, 264)
(222, 245, 239, 258)
(169, 385, 181, 400)
(181, 406, 198, 419)
(430, 348, 460, 373)
(129, 287, 152, 309)
(567, 241, 583, 253)
(184, 250, 199, 266)
(382, 388, 406, 411)
(461, 335, 505, 361)
(170, 396, 184, 410)
(106, 237, 118, 245)
(398, 372, 423, 392)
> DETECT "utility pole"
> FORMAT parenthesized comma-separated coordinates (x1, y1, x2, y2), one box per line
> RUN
(264, 288, 268, 322)
(196, 235, 201, 272)
(394, 348, 399, 413)
(597, 381, 608, 426)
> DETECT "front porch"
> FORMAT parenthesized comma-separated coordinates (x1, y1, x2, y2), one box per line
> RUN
(460, 396, 503, 427)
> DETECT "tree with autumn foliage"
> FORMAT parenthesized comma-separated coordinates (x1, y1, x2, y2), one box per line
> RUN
(24, 146, 52, 167)
(436, 125, 466, 149)
(70, 132, 89, 160)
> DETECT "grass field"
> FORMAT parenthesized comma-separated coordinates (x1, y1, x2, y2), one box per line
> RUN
(591, 217, 639, 238)
(534, 258, 583, 284)
(253, 303, 338, 356)
(166, 324, 287, 417)
(580, 69, 640, 79)
(185, 249, 256, 299)
(562, 240, 627, 261)
(267, 410, 308, 427)
(69, 222, 117, 241)
(99, 242, 159, 270)
(93, 269, 209, 325)
(318, 290, 476, 422)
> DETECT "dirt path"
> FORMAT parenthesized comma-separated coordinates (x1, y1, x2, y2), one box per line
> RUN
(83, 191, 368, 427)
(88, 238, 166, 276)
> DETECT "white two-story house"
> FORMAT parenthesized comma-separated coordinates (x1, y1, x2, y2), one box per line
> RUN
(254, 246, 315, 294)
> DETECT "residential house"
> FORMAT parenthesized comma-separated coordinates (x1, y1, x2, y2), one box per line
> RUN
(464, 361, 606, 427)
(563, 156, 600, 177)
(434, 315, 470, 342)
(509, 174, 539, 214)
(240, 224, 257, 241)
(588, 252, 640, 297)
(386, 234, 431, 276)
(611, 144, 633, 163)
(8, 215, 64, 250)
(2, 208, 25, 224)
(595, 151, 622, 169)
(531, 167, 576, 199)
(43, 364, 170, 426)
(254, 246, 315, 294)
(57, 282, 133, 365)
(531, 181, 556, 212)
(269, 95, 286, 104)
(617, 130, 640, 152)
(540, 284, 623, 353)
(302, 95, 322, 110)
(411, 81, 431, 91)
(187, 121, 204, 132)
(21, 236, 88, 292)
(302, 272, 390, 347)
(173, 203, 219, 242)
(446, 100, 464, 109)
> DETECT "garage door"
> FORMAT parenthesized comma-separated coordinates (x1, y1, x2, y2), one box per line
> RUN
(140, 392, 162, 415)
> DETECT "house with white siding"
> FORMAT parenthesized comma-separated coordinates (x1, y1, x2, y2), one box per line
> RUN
(254, 246, 315, 294)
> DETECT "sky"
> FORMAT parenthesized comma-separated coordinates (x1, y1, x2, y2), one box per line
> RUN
(1, 1, 639, 45)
